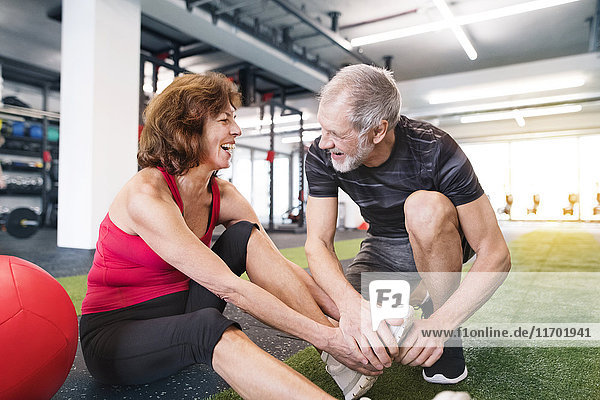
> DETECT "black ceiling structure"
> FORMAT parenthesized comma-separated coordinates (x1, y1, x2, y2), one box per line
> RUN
(0, 55, 61, 92)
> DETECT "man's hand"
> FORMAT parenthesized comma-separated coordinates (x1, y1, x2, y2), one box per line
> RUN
(396, 318, 447, 367)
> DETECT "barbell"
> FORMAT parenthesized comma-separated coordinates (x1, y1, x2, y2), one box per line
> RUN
(0, 207, 40, 238)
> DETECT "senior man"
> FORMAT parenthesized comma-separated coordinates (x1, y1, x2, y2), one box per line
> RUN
(304, 64, 510, 399)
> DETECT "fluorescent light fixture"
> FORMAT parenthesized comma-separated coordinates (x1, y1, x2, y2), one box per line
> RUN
(456, 0, 582, 26)
(460, 104, 582, 124)
(414, 93, 599, 116)
(242, 122, 321, 136)
(351, 21, 447, 47)
(274, 122, 320, 133)
(281, 130, 321, 143)
(237, 114, 302, 129)
(350, 0, 581, 47)
(428, 75, 586, 104)
(432, 0, 478, 60)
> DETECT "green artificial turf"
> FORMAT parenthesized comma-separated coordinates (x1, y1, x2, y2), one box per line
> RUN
(508, 230, 600, 272)
(209, 345, 600, 400)
(55, 230, 600, 399)
(278, 238, 363, 269)
(56, 274, 87, 315)
(208, 230, 600, 400)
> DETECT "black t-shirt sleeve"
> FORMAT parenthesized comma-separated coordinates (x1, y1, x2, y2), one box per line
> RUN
(305, 140, 339, 198)
(433, 133, 484, 206)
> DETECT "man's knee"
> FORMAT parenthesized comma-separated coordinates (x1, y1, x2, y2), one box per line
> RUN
(404, 191, 458, 240)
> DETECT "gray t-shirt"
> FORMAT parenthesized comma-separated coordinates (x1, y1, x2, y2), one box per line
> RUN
(305, 115, 484, 238)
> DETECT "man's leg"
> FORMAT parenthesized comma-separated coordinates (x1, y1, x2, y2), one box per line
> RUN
(345, 234, 420, 298)
(404, 190, 463, 310)
(404, 190, 468, 384)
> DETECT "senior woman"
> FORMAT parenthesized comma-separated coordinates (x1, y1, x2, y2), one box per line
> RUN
(78, 73, 374, 400)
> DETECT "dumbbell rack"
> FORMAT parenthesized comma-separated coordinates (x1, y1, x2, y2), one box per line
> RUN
(0, 105, 60, 229)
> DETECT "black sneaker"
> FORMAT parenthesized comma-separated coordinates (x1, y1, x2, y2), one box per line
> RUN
(416, 295, 434, 319)
(422, 344, 468, 384)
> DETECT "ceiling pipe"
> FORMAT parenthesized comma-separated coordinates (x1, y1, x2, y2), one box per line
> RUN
(142, 0, 329, 92)
(269, 0, 378, 66)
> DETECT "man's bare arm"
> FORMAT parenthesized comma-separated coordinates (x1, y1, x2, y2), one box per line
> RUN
(398, 194, 511, 367)
(305, 196, 398, 370)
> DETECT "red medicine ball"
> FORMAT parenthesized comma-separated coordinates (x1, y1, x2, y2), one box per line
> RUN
(0, 256, 78, 400)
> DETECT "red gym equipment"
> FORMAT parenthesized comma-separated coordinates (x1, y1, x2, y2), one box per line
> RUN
(0, 256, 78, 400)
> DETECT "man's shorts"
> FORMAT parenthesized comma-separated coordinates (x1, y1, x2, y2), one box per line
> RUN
(345, 232, 475, 296)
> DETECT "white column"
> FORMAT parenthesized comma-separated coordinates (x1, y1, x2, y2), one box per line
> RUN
(58, 0, 140, 249)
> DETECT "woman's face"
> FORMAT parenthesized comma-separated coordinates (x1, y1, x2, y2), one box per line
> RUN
(202, 104, 241, 170)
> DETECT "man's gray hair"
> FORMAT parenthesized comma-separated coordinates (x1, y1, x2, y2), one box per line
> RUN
(319, 64, 402, 137)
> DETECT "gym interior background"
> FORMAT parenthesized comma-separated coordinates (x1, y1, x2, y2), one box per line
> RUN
(1, 1, 599, 400)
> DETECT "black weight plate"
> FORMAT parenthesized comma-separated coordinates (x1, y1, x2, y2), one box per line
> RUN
(6, 207, 39, 238)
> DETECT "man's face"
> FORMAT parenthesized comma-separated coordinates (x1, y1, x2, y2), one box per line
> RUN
(317, 99, 374, 173)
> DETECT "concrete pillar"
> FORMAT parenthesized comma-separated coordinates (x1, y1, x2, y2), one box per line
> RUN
(58, 0, 141, 249)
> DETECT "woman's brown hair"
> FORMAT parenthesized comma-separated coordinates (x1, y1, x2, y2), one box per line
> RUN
(138, 72, 241, 175)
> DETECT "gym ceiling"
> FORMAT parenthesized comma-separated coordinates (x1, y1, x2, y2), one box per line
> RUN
(0, 0, 598, 139)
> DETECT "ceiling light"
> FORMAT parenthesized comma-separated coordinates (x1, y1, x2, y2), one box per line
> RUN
(350, 0, 581, 47)
(351, 21, 447, 47)
(460, 104, 583, 124)
(274, 122, 320, 133)
(432, 0, 478, 60)
(242, 122, 321, 136)
(415, 93, 599, 115)
(281, 131, 321, 143)
(456, 0, 582, 26)
(428, 75, 586, 104)
(237, 114, 302, 129)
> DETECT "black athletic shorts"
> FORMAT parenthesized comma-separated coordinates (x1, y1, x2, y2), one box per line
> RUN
(346, 232, 475, 295)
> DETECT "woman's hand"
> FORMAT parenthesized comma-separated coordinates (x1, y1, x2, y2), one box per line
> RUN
(320, 325, 383, 376)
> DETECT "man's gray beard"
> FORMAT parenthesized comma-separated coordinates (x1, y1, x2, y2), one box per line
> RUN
(331, 137, 374, 173)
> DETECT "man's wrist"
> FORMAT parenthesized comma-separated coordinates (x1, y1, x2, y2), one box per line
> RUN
(429, 308, 462, 331)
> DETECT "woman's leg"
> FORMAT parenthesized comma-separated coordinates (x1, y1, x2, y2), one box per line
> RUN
(81, 305, 238, 385)
(83, 308, 335, 398)
(213, 326, 335, 400)
(208, 221, 338, 326)
(286, 260, 341, 320)
(185, 221, 256, 313)
(243, 225, 335, 327)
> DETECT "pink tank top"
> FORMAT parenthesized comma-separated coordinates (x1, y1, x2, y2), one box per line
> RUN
(81, 169, 220, 314)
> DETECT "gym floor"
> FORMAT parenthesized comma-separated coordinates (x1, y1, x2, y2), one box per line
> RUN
(1, 221, 599, 399)
(0, 225, 367, 399)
